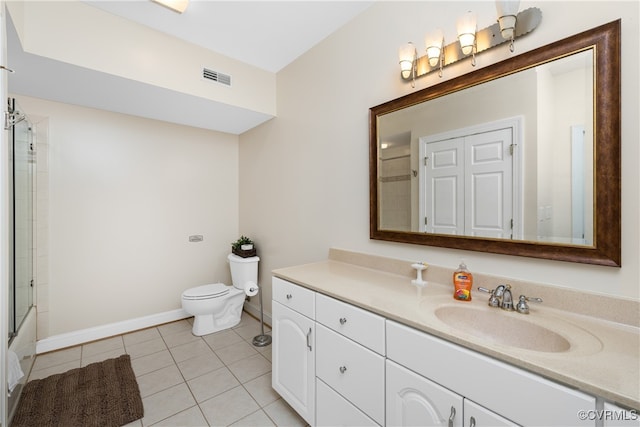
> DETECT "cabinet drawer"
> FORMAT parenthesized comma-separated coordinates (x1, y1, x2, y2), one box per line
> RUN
(316, 324, 385, 425)
(316, 293, 385, 355)
(386, 320, 595, 426)
(316, 379, 379, 427)
(272, 277, 315, 319)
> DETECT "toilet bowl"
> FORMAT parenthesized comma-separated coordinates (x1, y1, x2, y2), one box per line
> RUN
(181, 254, 260, 336)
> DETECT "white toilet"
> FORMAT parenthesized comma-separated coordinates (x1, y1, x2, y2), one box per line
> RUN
(181, 253, 259, 336)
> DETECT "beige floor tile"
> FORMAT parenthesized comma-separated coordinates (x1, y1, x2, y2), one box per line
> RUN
(263, 399, 307, 427)
(255, 342, 272, 362)
(123, 327, 162, 347)
(81, 348, 127, 367)
(127, 337, 168, 359)
(131, 350, 175, 377)
(122, 418, 143, 427)
(29, 316, 284, 427)
(170, 339, 214, 364)
(137, 364, 185, 398)
(243, 373, 280, 407)
(161, 329, 202, 349)
(157, 319, 192, 337)
(151, 405, 208, 426)
(187, 366, 240, 403)
(228, 353, 271, 384)
(82, 336, 125, 357)
(177, 352, 224, 381)
(27, 360, 81, 381)
(214, 341, 258, 365)
(234, 322, 271, 342)
(31, 346, 81, 371)
(230, 409, 276, 427)
(202, 329, 244, 351)
(199, 386, 260, 427)
(141, 383, 196, 426)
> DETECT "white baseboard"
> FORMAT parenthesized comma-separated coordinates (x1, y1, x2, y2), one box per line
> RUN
(36, 309, 191, 354)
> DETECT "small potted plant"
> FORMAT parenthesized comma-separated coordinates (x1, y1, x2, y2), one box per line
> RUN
(232, 235, 256, 257)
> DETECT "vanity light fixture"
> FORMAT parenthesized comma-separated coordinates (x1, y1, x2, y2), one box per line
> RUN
(398, 42, 417, 87)
(496, 0, 521, 51)
(151, 0, 189, 14)
(424, 29, 445, 76)
(457, 11, 477, 64)
(397, 4, 541, 83)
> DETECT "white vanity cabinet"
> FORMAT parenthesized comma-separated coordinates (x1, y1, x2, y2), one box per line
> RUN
(272, 276, 605, 427)
(387, 320, 596, 426)
(271, 277, 316, 425)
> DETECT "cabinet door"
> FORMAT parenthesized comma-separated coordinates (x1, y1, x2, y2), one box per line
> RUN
(272, 301, 315, 426)
(464, 399, 519, 427)
(386, 360, 463, 427)
(603, 402, 640, 427)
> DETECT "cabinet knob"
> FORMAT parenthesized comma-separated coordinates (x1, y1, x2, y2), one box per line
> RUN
(286, 294, 292, 300)
(339, 366, 347, 374)
(339, 317, 347, 325)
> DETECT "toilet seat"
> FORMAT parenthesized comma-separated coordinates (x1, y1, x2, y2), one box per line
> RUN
(182, 283, 229, 300)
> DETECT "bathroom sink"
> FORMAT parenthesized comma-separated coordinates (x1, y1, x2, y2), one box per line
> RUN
(434, 305, 573, 353)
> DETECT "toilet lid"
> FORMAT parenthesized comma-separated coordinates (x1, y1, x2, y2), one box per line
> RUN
(182, 283, 229, 300)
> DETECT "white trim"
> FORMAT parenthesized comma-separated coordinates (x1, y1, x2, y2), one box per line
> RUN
(36, 308, 191, 354)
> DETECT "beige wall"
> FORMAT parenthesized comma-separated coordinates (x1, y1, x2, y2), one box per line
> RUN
(239, 0, 640, 319)
(15, 95, 240, 337)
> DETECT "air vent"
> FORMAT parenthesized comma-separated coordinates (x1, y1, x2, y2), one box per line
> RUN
(203, 68, 231, 86)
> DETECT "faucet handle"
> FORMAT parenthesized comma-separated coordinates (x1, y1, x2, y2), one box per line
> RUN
(516, 295, 543, 314)
(477, 287, 500, 307)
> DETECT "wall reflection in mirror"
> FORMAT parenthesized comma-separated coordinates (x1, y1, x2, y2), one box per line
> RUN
(377, 49, 594, 246)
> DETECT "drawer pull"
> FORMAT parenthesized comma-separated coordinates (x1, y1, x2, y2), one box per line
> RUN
(306, 328, 312, 351)
(286, 294, 292, 300)
(469, 416, 476, 427)
(339, 366, 347, 374)
(339, 317, 347, 325)
(448, 406, 456, 427)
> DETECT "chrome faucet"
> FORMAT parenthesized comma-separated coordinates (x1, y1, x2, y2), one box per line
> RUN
(478, 285, 542, 313)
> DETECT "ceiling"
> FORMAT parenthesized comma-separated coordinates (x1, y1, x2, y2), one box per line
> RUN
(7, 1, 373, 134)
(84, 1, 374, 73)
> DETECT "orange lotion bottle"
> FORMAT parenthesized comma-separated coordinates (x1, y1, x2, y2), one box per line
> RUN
(453, 261, 473, 301)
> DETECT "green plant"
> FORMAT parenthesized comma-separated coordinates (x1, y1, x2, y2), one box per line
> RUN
(232, 235, 253, 250)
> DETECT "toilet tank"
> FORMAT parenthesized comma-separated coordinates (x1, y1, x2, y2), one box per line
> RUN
(228, 253, 260, 290)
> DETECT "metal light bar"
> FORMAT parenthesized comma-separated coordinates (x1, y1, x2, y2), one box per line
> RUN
(403, 7, 542, 81)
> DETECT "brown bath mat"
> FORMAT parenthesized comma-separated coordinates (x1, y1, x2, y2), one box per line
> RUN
(12, 354, 144, 427)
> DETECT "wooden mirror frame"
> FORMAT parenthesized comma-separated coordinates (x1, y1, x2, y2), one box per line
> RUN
(370, 20, 621, 267)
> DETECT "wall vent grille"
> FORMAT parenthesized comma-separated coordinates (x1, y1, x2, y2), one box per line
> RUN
(203, 68, 231, 86)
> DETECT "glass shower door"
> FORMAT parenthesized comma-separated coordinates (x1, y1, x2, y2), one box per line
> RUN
(9, 104, 35, 339)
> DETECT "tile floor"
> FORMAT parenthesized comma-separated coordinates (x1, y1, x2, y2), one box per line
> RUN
(27, 313, 307, 427)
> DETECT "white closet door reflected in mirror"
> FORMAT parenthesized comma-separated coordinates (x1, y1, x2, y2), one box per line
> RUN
(419, 122, 518, 240)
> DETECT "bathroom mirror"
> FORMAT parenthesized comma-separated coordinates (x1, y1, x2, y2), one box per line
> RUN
(370, 21, 620, 266)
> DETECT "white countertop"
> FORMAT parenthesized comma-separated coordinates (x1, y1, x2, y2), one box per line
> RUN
(273, 258, 640, 410)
